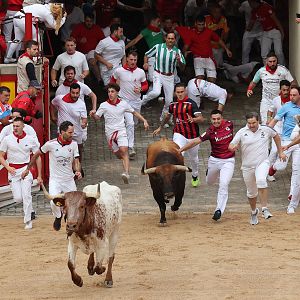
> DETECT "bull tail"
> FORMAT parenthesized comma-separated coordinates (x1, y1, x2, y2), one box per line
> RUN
(141, 163, 145, 175)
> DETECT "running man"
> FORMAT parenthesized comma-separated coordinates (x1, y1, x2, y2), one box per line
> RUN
(153, 83, 204, 187)
(93, 83, 149, 184)
(178, 109, 235, 221)
(229, 112, 286, 225)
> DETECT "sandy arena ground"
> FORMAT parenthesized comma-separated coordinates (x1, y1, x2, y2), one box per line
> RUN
(1, 212, 300, 300)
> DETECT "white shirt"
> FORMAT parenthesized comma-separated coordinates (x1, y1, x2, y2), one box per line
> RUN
(0, 133, 40, 164)
(290, 124, 300, 140)
(95, 36, 125, 72)
(52, 51, 89, 84)
(269, 95, 287, 134)
(187, 79, 227, 105)
(112, 66, 146, 103)
(55, 81, 92, 102)
(0, 123, 38, 144)
(231, 125, 277, 169)
(51, 95, 87, 144)
(96, 100, 134, 136)
(253, 65, 294, 104)
(40, 139, 79, 181)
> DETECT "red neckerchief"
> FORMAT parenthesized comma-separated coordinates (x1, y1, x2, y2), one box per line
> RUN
(57, 135, 72, 146)
(62, 93, 76, 103)
(177, 96, 189, 103)
(280, 92, 290, 104)
(13, 131, 26, 143)
(107, 98, 121, 106)
(147, 24, 161, 32)
(266, 64, 277, 74)
(110, 34, 120, 42)
(123, 64, 137, 72)
(63, 79, 78, 87)
(19, 52, 33, 61)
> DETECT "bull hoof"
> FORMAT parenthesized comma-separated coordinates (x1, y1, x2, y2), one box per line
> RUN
(73, 276, 83, 287)
(158, 221, 167, 227)
(171, 205, 179, 212)
(88, 268, 95, 276)
(104, 280, 113, 288)
(95, 266, 106, 275)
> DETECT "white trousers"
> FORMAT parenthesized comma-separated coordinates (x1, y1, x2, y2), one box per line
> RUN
(9, 166, 33, 224)
(261, 29, 285, 65)
(206, 156, 235, 213)
(173, 132, 199, 177)
(147, 57, 155, 82)
(242, 30, 262, 64)
(242, 159, 270, 199)
(212, 48, 224, 67)
(100, 65, 120, 86)
(260, 99, 272, 125)
(289, 156, 300, 209)
(142, 71, 174, 120)
(273, 142, 300, 197)
(3, 10, 17, 42)
(123, 99, 141, 148)
(49, 178, 77, 218)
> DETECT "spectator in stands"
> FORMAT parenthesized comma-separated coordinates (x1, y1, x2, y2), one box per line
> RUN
(0, 86, 11, 129)
(156, 0, 187, 24)
(5, 3, 66, 63)
(94, 0, 118, 30)
(161, 17, 180, 43)
(17, 40, 41, 93)
(60, 2, 84, 43)
(71, 13, 105, 84)
(205, 3, 229, 67)
(247, 0, 285, 65)
(177, 14, 232, 83)
(239, 0, 263, 64)
(51, 37, 89, 86)
(94, 23, 125, 87)
(0, 0, 7, 24)
(184, 0, 209, 26)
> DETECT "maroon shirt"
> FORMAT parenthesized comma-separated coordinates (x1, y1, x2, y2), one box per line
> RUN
(200, 120, 234, 159)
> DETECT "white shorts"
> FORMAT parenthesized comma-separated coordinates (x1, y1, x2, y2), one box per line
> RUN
(242, 159, 270, 198)
(106, 129, 128, 152)
(193, 57, 216, 78)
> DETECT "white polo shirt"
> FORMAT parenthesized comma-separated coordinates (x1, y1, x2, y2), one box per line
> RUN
(231, 125, 277, 169)
(52, 51, 89, 84)
(112, 66, 147, 103)
(55, 81, 92, 102)
(187, 78, 227, 105)
(0, 123, 38, 144)
(0, 133, 40, 164)
(51, 95, 87, 144)
(252, 65, 294, 103)
(41, 139, 79, 181)
(95, 36, 125, 72)
(96, 100, 134, 136)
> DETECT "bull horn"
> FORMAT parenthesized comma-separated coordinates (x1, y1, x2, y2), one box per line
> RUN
(174, 165, 190, 172)
(143, 167, 157, 174)
(41, 183, 65, 200)
(85, 183, 100, 199)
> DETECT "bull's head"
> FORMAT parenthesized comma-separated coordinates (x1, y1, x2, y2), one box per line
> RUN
(41, 184, 100, 236)
(141, 164, 191, 200)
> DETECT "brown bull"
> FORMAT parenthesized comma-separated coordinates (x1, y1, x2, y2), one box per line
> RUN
(141, 137, 191, 224)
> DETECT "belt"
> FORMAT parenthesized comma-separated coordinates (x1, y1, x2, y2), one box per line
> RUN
(155, 70, 173, 76)
(9, 163, 28, 169)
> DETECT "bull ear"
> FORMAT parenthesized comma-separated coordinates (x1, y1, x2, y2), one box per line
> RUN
(86, 197, 97, 206)
(53, 198, 65, 207)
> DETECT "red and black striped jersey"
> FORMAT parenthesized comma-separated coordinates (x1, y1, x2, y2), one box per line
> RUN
(168, 98, 201, 139)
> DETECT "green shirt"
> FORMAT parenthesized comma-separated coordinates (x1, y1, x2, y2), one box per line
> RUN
(140, 28, 164, 49)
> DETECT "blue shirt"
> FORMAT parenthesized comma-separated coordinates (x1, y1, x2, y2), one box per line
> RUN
(275, 101, 300, 140)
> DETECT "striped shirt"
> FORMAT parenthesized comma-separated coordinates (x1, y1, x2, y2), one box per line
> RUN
(145, 43, 185, 74)
(168, 97, 201, 139)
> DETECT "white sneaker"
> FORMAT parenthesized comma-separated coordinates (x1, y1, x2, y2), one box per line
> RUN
(129, 147, 136, 160)
(262, 208, 273, 219)
(163, 123, 170, 128)
(24, 221, 32, 229)
(267, 175, 276, 182)
(121, 173, 130, 184)
(250, 208, 259, 225)
(287, 206, 295, 214)
(4, 57, 17, 64)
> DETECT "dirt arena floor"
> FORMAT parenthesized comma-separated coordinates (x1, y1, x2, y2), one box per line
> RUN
(1, 212, 300, 300)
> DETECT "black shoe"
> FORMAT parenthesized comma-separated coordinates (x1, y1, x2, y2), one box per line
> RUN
(212, 209, 221, 221)
(31, 211, 36, 220)
(53, 216, 62, 231)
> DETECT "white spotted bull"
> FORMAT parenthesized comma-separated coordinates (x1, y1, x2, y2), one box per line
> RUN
(42, 181, 122, 288)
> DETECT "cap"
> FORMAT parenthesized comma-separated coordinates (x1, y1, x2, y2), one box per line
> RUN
(29, 80, 42, 90)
